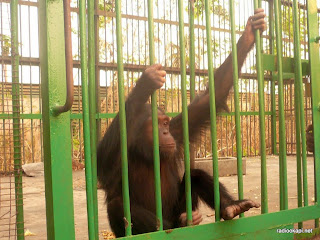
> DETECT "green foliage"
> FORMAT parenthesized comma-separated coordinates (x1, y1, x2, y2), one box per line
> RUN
(282, 7, 307, 43)
(98, 0, 114, 27)
(0, 34, 11, 56)
(193, 0, 229, 23)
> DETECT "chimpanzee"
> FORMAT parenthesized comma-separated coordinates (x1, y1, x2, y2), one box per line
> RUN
(97, 9, 266, 238)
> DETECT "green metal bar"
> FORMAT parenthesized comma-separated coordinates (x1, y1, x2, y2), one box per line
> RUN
(11, 0, 25, 238)
(189, 0, 195, 101)
(262, 54, 309, 75)
(295, 89, 303, 229)
(88, 0, 99, 237)
(253, 0, 268, 214)
(204, 0, 220, 221)
(115, 0, 132, 235)
(120, 205, 320, 240)
(293, 0, 308, 209)
(0, 114, 42, 119)
(79, 0, 95, 239)
(94, 0, 101, 143)
(229, 0, 243, 217)
(274, 0, 288, 211)
(218, 111, 273, 116)
(188, 0, 196, 170)
(39, 0, 75, 239)
(177, 0, 193, 226)
(147, 0, 163, 231)
(269, 0, 277, 155)
(306, 0, 320, 228)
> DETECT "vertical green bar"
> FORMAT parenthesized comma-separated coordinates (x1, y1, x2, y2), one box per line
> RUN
(253, 0, 268, 214)
(11, 0, 25, 239)
(295, 86, 303, 228)
(39, 0, 75, 239)
(115, 0, 132, 235)
(307, 0, 320, 228)
(274, 0, 288, 210)
(178, 0, 193, 226)
(204, 0, 220, 221)
(88, 0, 99, 238)
(189, 0, 196, 170)
(189, 0, 195, 101)
(290, 0, 302, 228)
(79, 0, 96, 239)
(229, 0, 244, 217)
(293, 0, 308, 208)
(147, 0, 163, 231)
(94, 0, 101, 142)
(269, 0, 277, 155)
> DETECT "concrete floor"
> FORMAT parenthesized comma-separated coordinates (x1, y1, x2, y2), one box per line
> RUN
(0, 155, 318, 239)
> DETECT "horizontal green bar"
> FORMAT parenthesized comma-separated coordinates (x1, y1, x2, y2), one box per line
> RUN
(120, 205, 320, 240)
(70, 113, 83, 120)
(0, 114, 42, 120)
(218, 111, 272, 116)
(0, 111, 273, 120)
(263, 54, 309, 76)
(96, 113, 117, 119)
(272, 73, 295, 80)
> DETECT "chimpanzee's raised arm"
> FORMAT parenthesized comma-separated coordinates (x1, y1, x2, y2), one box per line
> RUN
(170, 9, 266, 146)
(97, 64, 166, 181)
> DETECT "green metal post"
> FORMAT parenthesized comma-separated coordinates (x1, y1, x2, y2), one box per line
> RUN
(79, 0, 96, 239)
(274, 0, 288, 211)
(293, 0, 308, 209)
(306, 0, 320, 228)
(147, 0, 163, 230)
(286, 3, 303, 229)
(189, 0, 196, 170)
(229, 0, 244, 217)
(269, 0, 277, 155)
(115, 0, 132, 235)
(253, 0, 268, 214)
(88, 0, 99, 238)
(205, 0, 220, 221)
(94, 0, 101, 142)
(39, 0, 75, 239)
(178, 0, 193, 225)
(189, 0, 195, 101)
(294, 83, 303, 228)
(11, 0, 25, 239)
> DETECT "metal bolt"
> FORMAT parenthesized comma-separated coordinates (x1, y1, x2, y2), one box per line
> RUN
(316, 36, 320, 43)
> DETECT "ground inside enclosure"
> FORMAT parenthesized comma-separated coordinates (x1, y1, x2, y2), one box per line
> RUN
(1, 155, 319, 240)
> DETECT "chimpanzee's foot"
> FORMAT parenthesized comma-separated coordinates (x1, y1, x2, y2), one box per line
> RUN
(221, 199, 260, 220)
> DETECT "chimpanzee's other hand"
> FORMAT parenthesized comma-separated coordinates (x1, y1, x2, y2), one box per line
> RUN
(179, 210, 203, 227)
(243, 8, 266, 47)
(139, 64, 166, 92)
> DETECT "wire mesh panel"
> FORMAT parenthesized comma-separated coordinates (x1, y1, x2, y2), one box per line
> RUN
(1, 0, 41, 239)
(0, 1, 19, 239)
(0, 50, 17, 239)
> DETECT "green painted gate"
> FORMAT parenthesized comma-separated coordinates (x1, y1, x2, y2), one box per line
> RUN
(2, 0, 320, 239)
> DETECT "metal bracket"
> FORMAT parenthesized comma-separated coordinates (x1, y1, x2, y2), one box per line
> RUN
(52, 0, 74, 116)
